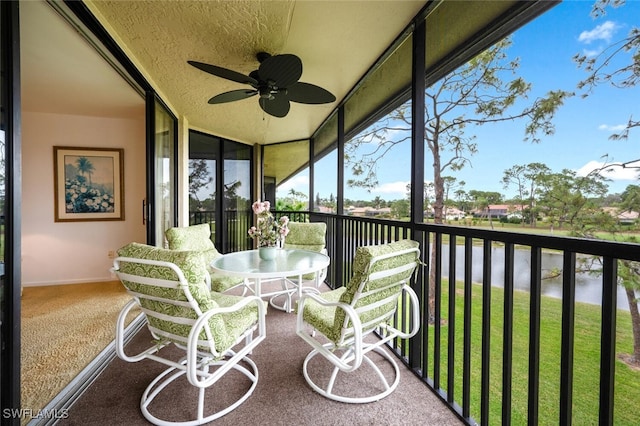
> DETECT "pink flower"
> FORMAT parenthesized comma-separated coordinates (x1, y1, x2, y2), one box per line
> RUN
(252, 200, 266, 214)
(248, 200, 287, 247)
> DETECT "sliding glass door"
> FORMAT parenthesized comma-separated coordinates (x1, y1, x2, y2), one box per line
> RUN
(188, 130, 252, 253)
(148, 97, 177, 246)
(0, 0, 21, 419)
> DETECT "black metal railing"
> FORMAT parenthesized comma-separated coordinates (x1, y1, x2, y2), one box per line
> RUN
(194, 209, 640, 425)
(191, 210, 253, 253)
(298, 212, 640, 425)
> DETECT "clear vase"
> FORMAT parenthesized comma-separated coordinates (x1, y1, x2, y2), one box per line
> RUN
(258, 246, 277, 261)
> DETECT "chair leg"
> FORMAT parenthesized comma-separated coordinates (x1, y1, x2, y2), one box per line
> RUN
(139, 355, 259, 425)
(301, 344, 400, 404)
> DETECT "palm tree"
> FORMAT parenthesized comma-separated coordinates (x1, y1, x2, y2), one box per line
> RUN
(76, 157, 95, 185)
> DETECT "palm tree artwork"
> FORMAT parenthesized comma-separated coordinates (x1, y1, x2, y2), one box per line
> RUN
(63, 154, 116, 214)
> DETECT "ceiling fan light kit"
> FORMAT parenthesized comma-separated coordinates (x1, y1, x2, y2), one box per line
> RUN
(188, 52, 336, 118)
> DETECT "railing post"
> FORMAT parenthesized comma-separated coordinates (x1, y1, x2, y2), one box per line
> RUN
(599, 257, 617, 426)
(559, 251, 575, 426)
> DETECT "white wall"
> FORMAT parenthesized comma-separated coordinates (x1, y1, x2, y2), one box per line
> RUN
(22, 111, 147, 286)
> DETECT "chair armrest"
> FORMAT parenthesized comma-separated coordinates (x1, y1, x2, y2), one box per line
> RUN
(187, 295, 267, 387)
(115, 299, 169, 363)
(296, 291, 364, 372)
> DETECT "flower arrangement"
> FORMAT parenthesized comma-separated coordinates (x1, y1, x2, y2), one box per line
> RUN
(248, 200, 289, 247)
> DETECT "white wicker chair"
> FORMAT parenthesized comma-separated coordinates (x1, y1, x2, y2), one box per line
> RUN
(296, 239, 421, 403)
(113, 242, 266, 425)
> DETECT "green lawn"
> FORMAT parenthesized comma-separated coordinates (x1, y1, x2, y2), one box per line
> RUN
(416, 281, 640, 425)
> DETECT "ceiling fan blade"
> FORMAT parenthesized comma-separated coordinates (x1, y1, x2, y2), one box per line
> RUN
(259, 94, 290, 118)
(208, 89, 257, 104)
(188, 60, 258, 86)
(258, 54, 302, 88)
(287, 82, 336, 104)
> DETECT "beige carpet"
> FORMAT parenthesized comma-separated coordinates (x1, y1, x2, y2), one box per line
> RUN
(21, 281, 139, 415)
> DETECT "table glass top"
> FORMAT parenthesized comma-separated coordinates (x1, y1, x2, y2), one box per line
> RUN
(210, 248, 330, 278)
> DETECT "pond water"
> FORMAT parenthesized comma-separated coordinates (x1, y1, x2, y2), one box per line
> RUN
(438, 244, 633, 311)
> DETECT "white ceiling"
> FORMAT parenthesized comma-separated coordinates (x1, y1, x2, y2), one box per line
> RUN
(20, 1, 145, 120)
(20, 0, 428, 145)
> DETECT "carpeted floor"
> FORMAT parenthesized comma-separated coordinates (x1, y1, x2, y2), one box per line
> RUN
(59, 283, 463, 426)
(21, 281, 139, 416)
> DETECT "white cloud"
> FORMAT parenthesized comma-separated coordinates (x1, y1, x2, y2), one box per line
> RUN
(576, 160, 639, 181)
(598, 123, 627, 132)
(582, 48, 601, 58)
(372, 181, 410, 196)
(275, 175, 309, 195)
(578, 21, 619, 44)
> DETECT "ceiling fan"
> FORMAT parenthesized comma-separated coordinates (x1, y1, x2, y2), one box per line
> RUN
(188, 52, 336, 118)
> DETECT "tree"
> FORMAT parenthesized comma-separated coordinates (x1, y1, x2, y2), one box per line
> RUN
(574, 0, 640, 363)
(391, 199, 410, 219)
(76, 157, 95, 186)
(188, 159, 213, 210)
(612, 183, 640, 366)
(345, 37, 570, 321)
(536, 169, 610, 235)
(574, 0, 640, 141)
(468, 190, 504, 228)
(502, 163, 551, 226)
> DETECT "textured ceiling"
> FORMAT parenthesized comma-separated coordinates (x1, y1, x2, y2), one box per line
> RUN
(83, 0, 428, 145)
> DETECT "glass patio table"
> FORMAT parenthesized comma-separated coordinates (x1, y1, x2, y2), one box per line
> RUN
(210, 248, 330, 312)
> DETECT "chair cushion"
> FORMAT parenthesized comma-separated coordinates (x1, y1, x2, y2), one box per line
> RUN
(117, 242, 213, 309)
(165, 224, 243, 292)
(301, 240, 419, 344)
(165, 224, 220, 264)
(300, 287, 346, 343)
(284, 222, 327, 280)
(116, 242, 257, 352)
(335, 239, 419, 338)
(284, 222, 326, 252)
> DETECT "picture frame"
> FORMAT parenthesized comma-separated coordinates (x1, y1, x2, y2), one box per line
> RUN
(53, 146, 125, 222)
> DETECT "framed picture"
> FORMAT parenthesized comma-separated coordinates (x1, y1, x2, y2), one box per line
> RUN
(53, 146, 125, 222)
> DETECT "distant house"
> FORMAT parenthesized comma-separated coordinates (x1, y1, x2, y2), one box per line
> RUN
(444, 207, 466, 220)
(473, 204, 523, 219)
(347, 206, 390, 217)
(603, 207, 639, 225)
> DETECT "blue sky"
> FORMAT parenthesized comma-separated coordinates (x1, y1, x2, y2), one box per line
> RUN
(278, 0, 640, 202)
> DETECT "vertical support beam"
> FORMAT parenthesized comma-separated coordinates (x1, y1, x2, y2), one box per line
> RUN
(528, 247, 542, 425)
(216, 139, 225, 251)
(308, 138, 315, 212)
(480, 240, 492, 425)
(447, 234, 456, 403)
(1, 1, 22, 421)
(177, 116, 190, 226)
(559, 251, 576, 425)
(599, 257, 617, 426)
(462, 237, 473, 419)
(502, 243, 514, 425)
(410, 18, 425, 225)
(145, 91, 155, 245)
(409, 12, 426, 375)
(335, 107, 345, 287)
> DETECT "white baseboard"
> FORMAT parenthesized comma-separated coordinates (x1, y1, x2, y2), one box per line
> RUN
(21, 277, 118, 287)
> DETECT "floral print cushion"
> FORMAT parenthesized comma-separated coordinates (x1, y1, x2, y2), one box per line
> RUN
(284, 222, 326, 253)
(302, 240, 419, 344)
(165, 224, 243, 292)
(284, 222, 327, 280)
(116, 242, 258, 352)
(165, 224, 220, 264)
